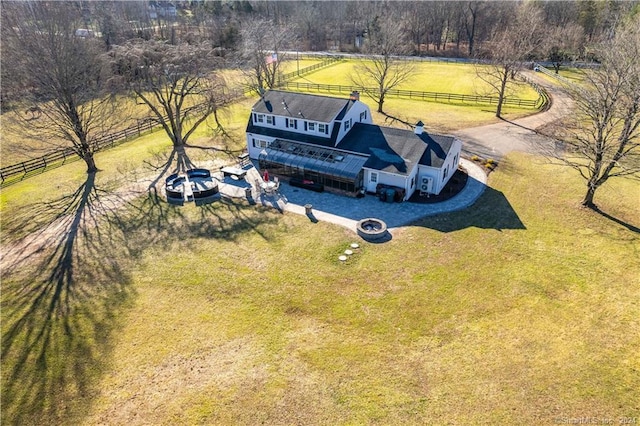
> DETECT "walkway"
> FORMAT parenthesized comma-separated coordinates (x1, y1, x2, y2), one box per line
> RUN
(216, 159, 486, 233)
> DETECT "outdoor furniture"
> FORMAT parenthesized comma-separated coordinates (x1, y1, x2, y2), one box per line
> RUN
(220, 166, 247, 180)
(289, 177, 324, 192)
(238, 152, 250, 167)
(260, 180, 278, 194)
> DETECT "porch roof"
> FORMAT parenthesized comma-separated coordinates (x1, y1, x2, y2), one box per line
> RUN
(263, 139, 367, 181)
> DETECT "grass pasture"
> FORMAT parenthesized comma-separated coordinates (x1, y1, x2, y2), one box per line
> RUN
(1, 147, 638, 424)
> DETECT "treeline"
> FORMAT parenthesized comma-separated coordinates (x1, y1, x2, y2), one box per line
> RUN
(52, 1, 639, 58)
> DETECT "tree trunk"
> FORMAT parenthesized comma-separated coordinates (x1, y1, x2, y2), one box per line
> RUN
(581, 185, 597, 208)
(495, 67, 509, 118)
(83, 153, 98, 174)
(377, 93, 385, 113)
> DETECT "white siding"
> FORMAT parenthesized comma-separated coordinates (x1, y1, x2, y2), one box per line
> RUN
(246, 133, 277, 159)
(334, 101, 372, 145)
(365, 167, 418, 201)
(417, 138, 462, 195)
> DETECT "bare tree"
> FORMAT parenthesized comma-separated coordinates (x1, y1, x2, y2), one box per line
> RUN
(240, 19, 292, 94)
(551, 17, 640, 208)
(547, 23, 584, 74)
(106, 40, 229, 148)
(1, 1, 117, 173)
(350, 17, 414, 114)
(475, 3, 545, 118)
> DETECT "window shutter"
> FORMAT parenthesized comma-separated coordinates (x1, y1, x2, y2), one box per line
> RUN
(294, 120, 298, 129)
(285, 119, 289, 128)
(304, 122, 308, 131)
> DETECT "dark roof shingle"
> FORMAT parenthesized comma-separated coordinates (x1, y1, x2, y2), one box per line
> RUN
(336, 124, 455, 175)
(251, 90, 354, 123)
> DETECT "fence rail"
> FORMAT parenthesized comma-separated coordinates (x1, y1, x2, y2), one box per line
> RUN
(279, 81, 541, 108)
(0, 56, 344, 185)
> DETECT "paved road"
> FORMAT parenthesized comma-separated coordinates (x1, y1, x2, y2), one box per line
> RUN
(453, 71, 572, 160)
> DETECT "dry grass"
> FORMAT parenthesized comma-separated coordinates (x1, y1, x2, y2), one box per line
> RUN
(2, 149, 638, 425)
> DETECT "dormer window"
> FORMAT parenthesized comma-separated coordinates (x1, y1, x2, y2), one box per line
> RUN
(266, 115, 275, 125)
(308, 122, 316, 131)
(318, 123, 328, 134)
(254, 113, 265, 124)
(286, 118, 298, 129)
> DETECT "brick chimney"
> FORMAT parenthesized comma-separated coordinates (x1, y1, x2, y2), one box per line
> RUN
(349, 91, 360, 101)
(414, 120, 424, 135)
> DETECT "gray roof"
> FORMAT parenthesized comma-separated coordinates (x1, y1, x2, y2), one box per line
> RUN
(251, 90, 355, 123)
(336, 123, 455, 175)
(263, 139, 367, 180)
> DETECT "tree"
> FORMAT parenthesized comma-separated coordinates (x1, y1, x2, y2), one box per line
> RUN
(107, 40, 229, 148)
(552, 16, 640, 208)
(350, 17, 414, 114)
(546, 23, 584, 74)
(240, 19, 292, 94)
(475, 3, 545, 118)
(1, 1, 116, 173)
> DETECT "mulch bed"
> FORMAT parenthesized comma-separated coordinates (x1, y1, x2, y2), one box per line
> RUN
(408, 167, 469, 204)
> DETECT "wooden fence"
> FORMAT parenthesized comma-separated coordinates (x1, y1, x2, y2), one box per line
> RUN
(279, 81, 542, 108)
(0, 56, 344, 185)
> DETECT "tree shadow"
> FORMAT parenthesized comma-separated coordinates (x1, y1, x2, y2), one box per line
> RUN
(411, 185, 527, 232)
(0, 173, 139, 425)
(1, 158, 281, 424)
(590, 205, 640, 234)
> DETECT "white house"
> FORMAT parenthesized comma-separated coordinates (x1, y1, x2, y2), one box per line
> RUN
(246, 90, 462, 200)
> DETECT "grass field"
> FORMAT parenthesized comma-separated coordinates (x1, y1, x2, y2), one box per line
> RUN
(1, 143, 638, 424)
(1, 58, 541, 167)
(291, 60, 540, 101)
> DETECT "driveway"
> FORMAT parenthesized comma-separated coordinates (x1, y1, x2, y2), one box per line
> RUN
(453, 71, 572, 160)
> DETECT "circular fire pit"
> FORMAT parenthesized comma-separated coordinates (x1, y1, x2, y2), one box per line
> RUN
(356, 218, 388, 241)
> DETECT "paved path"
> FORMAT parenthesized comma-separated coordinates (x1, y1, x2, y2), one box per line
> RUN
(216, 73, 571, 235)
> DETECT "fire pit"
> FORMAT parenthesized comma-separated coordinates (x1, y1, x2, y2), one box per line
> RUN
(356, 218, 388, 241)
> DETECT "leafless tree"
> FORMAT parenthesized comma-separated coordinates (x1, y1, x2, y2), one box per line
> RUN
(240, 19, 292, 94)
(475, 3, 545, 118)
(350, 17, 414, 114)
(106, 40, 229, 148)
(550, 17, 640, 208)
(546, 23, 584, 74)
(1, 1, 118, 173)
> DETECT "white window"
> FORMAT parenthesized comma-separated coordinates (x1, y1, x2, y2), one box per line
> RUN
(318, 123, 327, 134)
(266, 115, 275, 125)
(344, 120, 350, 131)
(255, 114, 264, 123)
(308, 122, 316, 131)
(360, 111, 367, 121)
(253, 138, 268, 148)
(287, 118, 297, 129)
(371, 172, 378, 183)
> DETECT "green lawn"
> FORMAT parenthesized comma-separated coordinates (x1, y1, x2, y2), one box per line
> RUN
(1, 148, 638, 425)
(292, 60, 540, 101)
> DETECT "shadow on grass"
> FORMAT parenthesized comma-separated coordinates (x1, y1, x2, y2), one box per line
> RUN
(591, 206, 640, 234)
(412, 185, 526, 232)
(0, 173, 139, 425)
(1, 162, 280, 425)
